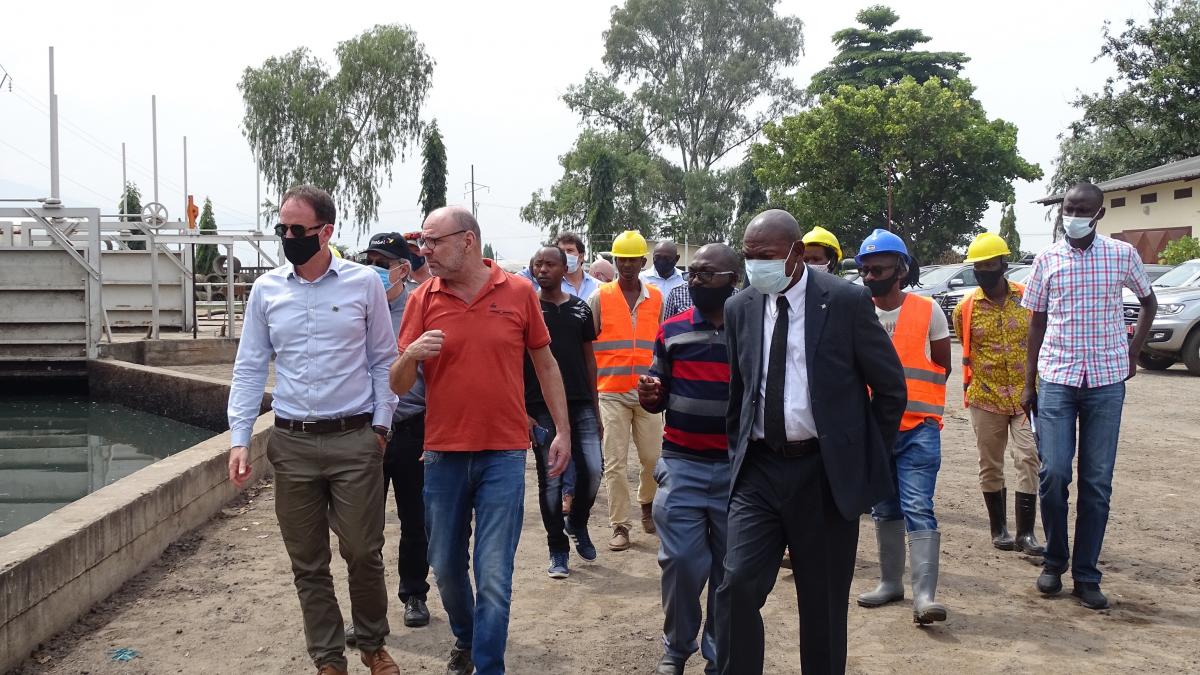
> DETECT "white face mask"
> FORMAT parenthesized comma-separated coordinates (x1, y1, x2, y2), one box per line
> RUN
(565, 253, 580, 274)
(1062, 207, 1101, 239)
(745, 243, 798, 295)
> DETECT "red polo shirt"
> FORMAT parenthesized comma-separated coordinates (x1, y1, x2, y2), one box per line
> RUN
(398, 260, 551, 451)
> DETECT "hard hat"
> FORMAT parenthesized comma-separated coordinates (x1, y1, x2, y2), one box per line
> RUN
(802, 226, 843, 263)
(963, 232, 1011, 263)
(609, 230, 649, 258)
(856, 228, 910, 265)
(329, 245, 343, 259)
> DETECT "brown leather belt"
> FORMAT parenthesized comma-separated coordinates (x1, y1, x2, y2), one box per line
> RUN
(749, 438, 820, 458)
(274, 413, 372, 434)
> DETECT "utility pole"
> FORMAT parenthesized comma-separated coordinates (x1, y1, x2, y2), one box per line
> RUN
(48, 47, 60, 201)
(121, 142, 127, 217)
(151, 95, 159, 206)
(463, 164, 489, 218)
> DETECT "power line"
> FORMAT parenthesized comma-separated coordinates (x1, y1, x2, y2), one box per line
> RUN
(0, 137, 120, 205)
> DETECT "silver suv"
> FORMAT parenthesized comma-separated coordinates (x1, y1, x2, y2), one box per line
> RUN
(1125, 259, 1200, 375)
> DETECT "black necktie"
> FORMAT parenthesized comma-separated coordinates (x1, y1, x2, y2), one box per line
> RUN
(765, 296, 789, 449)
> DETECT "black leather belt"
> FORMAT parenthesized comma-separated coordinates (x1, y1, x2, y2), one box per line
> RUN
(749, 438, 820, 457)
(275, 413, 372, 434)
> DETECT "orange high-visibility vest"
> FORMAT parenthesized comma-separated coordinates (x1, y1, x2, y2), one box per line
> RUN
(892, 293, 947, 431)
(959, 282, 1026, 407)
(595, 281, 663, 393)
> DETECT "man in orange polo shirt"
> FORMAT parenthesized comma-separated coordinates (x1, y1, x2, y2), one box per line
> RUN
(390, 206, 572, 675)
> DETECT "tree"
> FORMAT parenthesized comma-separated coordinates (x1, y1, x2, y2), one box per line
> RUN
(419, 119, 447, 219)
(753, 77, 1042, 262)
(526, 0, 804, 245)
(238, 24, 434, 235)
(195, 198, 218, 274)
(118, 181, 145, 251)
(998, 201, 1022, 262)
(808, 5, 968, 96)
(482, 243, 497, 260)
(1159, 236, 1200, 265)
(1050, 0, 1200, 190)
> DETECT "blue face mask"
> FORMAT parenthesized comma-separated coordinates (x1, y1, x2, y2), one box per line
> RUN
(745, 243, 799, 295)
(375, 265, 392, 290)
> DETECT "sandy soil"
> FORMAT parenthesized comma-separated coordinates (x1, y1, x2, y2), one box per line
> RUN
(12, 345, 1200, 674)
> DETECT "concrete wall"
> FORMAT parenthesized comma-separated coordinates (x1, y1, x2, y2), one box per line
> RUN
(99, 337, 240, 367)
(88, 358, 267, 432)
(0, 361, 274, 673)
(1098, 177, 1200, 238)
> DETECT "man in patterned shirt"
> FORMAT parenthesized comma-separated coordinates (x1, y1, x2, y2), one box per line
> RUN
(953, 233, 1042, 557)
(1021, 182, 1157, 610)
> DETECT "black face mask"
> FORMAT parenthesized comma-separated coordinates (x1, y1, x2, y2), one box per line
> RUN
(689, 283, 735, 314)
(975, 269, 1006, 292)
(410, 254, 426, 270)
(283, 233, 322, 266)
(865, 275, 898, 298)
(654, 259, 677, 278)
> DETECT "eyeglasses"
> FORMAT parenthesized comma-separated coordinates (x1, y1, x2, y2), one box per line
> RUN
(274, 223, 325, 238)
(417, 228, 469, 250)
(687, 270, 736, 284)
(859, 264, 897, 277)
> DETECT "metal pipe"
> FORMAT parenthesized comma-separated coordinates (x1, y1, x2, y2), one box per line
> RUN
(121, 142, 127, 220)
(151, 95, 159, 205)
(49, 47, 60, 200)
(225, 243, 235, 338)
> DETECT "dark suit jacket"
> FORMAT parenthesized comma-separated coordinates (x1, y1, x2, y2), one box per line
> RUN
(725, 269, 907, 520)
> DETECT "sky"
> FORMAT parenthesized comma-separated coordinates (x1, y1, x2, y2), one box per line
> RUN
(0, 0, 1155, 264)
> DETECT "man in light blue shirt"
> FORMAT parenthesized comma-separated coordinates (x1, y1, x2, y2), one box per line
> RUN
(641, 240, 687, 299)
(226, 185, 402, 675)
(553, 231, 602, 302)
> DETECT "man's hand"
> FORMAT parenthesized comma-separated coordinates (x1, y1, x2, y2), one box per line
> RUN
(406, 330, 445, 361)
(1020, 381, 1037, 420)
(546, 433, 571, 478)
(1126, 351, 1138, 381)
(228, 446, 252, 488)
(527, 415, 538, 444)
(375, 433, 387, 454)
(637, 375, 663, 409)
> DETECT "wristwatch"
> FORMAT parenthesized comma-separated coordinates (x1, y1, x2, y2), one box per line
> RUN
(372, 425, 393, 442)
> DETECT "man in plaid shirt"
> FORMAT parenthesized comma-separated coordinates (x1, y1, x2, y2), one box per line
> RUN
(1020, 182, 1157, 610)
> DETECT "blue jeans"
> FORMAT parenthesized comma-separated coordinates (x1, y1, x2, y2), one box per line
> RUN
(1036, 379, 1125, 583)
(871, 420, 941, 532)
(653, 456, 729, 674)
(562, 457, 576, 497)
(529, 402, 603, 553)
(424, 450, 526, 675)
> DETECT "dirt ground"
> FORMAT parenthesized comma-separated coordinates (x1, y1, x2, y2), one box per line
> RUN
(12, 345, 1200, 674)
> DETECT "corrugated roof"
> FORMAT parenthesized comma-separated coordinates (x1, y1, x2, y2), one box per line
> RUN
(1035, 155, 1200, 204)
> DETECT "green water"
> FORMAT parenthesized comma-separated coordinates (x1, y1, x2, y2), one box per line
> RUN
(0, 396, 215, 537)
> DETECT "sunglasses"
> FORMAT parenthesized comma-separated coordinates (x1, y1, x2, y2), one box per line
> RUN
(274, 223, 325, 238)
(859, 264, 897, 277)
(687, 270, 736, 284)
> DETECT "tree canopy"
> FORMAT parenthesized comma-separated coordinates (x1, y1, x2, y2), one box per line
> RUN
(419, 119, 447, 219)
(1051, 0, 1200, 190)
(808, 5, 968, 96)
(119, 181, 145, 251)
(238, 24, 434, 235)
(998, 201, 1022, 262)
(195, 198, 218, 275)
(753, 77, 1042, 262)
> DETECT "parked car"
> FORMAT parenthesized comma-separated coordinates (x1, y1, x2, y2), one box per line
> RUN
(1125, 259, 1200, 375)
(933, 265, 1030, 327)
(1144, 264, 1174, 283)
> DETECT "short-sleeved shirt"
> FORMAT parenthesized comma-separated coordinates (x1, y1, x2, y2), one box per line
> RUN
(1021, 235, 1152, 388)
(648, 308, 730, 461)
(875, 296, 950, 359)
(952, 283, 1030, 415)
(524, 295, 597, 406)
(398, 260, 551, 451)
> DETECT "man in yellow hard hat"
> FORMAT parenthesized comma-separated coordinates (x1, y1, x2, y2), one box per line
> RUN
(588, 230, 665, 551)
(801, 226, 842, 274)
(952, 232, 1043, 558)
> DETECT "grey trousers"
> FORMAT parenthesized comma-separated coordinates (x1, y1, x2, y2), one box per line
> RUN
(268, 424, 389, 669)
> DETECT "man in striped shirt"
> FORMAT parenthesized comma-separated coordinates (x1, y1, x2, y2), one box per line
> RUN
(638, 244, 738, 675)
(1021, 182, 1157, 610)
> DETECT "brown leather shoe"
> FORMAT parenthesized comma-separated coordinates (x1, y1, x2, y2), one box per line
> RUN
(317, 665, 348, 675)
(609, 524, 631, 551)
(360, 647, 401, 675)
(641, 503, 657, 535)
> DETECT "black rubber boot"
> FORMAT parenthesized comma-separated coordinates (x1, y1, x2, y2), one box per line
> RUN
(982, 489, 1015, 551)
(1013, 491, 1045, 555)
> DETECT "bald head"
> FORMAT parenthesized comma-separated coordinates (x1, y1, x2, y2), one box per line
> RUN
(693, 243, 739, 274)
(1063, 182, 1105, 217)
(425, 205, 480, 238)
(745, 209, 802, 246)
(590, 257, 615, 283)
(654, 241, 679, 258)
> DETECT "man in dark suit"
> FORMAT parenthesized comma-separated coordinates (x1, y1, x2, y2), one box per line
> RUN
(715, 210, 906, 674)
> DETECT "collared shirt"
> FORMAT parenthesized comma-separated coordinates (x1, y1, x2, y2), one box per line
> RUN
(1022, 235, 1152, 388)
(664, 283, 740, 319)
(387, 279, 420, 336)
(562, 272, 601, 302)
(753, 272, 819, 441)
(227, 256, 399, 448)
(648, 308, 730, 461)
(388, 279, 426, 421)
(398, 260, 551, 451)
(640, 268, 687, 299)
(587, 280, 665, 401)
(953, 283, 1030, 415)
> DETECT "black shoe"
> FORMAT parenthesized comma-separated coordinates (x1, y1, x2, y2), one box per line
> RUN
(1072, 582, 1110, 610)
(344, 623, 357, 647)
(404, 597, 431, 627)
(446, 646, 473, 675)
(655, 655, 684, 675)
(1036, 569, 1063, 595)
(982, 490, 1015, 551)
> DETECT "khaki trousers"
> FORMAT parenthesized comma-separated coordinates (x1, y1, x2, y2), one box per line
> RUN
(969, 406, 1039, 494)
(600, 393, 664, 529)
(268, 424, 389, 670)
